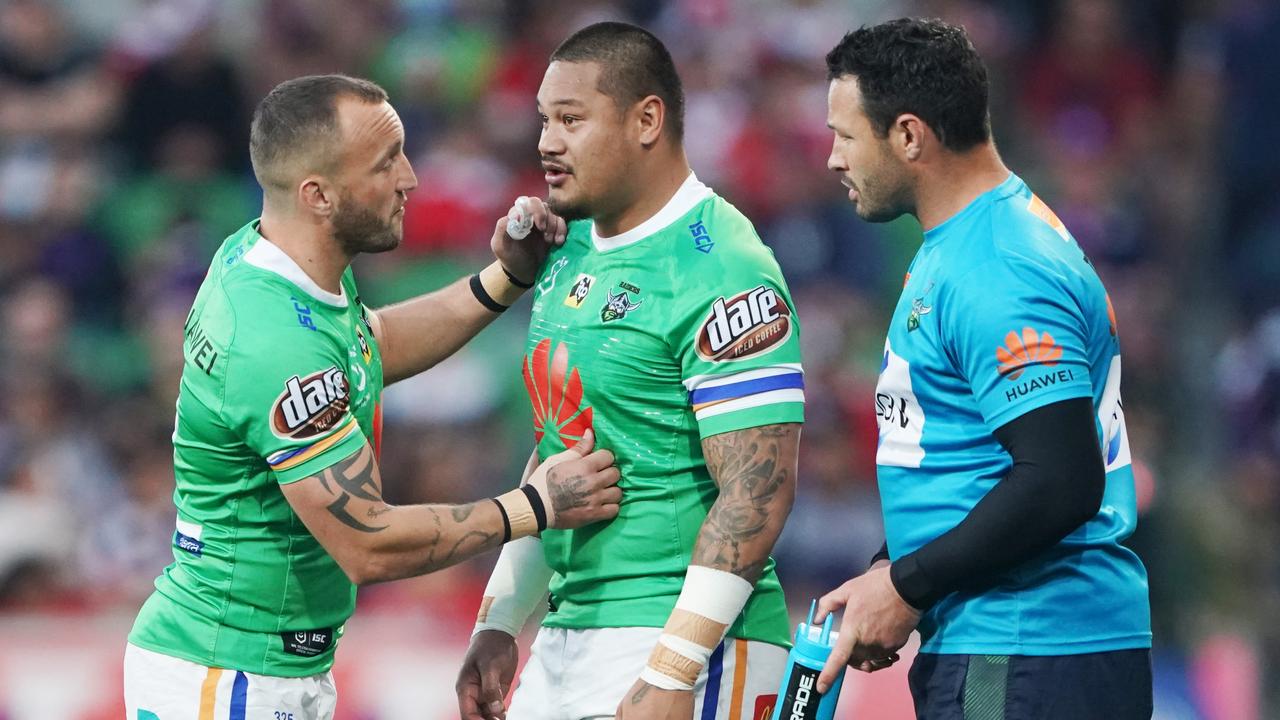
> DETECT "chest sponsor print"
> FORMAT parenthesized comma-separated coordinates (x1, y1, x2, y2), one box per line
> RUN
(695, 286, 792, 362)
(522, 338, 594, 446)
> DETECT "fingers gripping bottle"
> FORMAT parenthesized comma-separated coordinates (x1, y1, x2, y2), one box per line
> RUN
(771, 601, 846, 720)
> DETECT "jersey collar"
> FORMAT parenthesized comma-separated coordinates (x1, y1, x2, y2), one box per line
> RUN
(591, 172, 713, 252)
(243, 226, 348, 308)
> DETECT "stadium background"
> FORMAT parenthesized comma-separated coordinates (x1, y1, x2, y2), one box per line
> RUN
(0, 0, 1274, 717)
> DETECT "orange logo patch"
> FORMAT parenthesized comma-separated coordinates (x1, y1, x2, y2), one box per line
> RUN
(1028, 194, 1070, 241)
(1105, 293, 1117, 337)
(996, 327, 1063, 381)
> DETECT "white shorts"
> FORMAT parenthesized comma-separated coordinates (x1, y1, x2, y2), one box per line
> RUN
(123, 643, 337, 720)
(507, 627, 788, 720)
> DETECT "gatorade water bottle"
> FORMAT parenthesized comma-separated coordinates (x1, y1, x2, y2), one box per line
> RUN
(770, 601, 846, 720)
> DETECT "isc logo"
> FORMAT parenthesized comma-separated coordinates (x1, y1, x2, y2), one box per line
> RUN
(696, 286, 793, 362)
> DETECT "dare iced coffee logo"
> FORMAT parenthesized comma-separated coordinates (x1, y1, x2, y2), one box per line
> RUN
(695, 286, 793, 362)
(271, 367, 350, 439)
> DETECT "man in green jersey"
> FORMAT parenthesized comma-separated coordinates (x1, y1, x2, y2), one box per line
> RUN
(123, 74, 624, 719)
(456, 23, 804, 720)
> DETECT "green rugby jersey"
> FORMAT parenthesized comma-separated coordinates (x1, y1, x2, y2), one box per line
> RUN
(129, 220, 383, 677)
(525, 174, 803, 647)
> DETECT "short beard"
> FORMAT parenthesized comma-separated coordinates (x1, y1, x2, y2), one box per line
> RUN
(333, 192, 400, 256)
(855, 167, 914, 224)
(547, 195, 590, 222)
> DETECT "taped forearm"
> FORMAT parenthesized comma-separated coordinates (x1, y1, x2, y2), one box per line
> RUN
(641, 565, 752, 690)
(472, 535, 553, 636)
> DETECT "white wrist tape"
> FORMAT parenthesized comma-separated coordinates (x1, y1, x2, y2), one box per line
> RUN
(506, 196, 533, 239)
(643, 565, 753, 690)
(674, 565, 754, 623)
(472, 535, 552, 637)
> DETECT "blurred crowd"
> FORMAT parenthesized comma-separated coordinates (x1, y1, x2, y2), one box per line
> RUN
(0, 0, 1275, 714)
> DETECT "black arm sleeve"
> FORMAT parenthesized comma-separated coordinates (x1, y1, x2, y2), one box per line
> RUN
(888, 397, 1106, 610)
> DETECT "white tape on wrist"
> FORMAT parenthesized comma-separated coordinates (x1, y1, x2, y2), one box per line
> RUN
(643, 565, 754, 690)
(641, 666, 696, 691)
(674, 565, 754, 623)
(471, 535, 551, 637)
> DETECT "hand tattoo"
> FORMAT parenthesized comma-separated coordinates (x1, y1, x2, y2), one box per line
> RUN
(630, 683, 652, 704)
(548, 469, 591, 514)
(693, 424, 799, 582)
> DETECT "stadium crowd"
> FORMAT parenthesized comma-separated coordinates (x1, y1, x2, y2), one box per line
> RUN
(0, 0, 1275, 716)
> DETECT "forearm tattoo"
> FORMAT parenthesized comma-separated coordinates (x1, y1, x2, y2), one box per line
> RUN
(317, 446, 388, 533)
(693, 424, 799, 582)
(413, 504, 502, 573)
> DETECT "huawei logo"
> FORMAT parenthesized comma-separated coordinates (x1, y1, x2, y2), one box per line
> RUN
(996, 327, 1063, 381)
(522, 338, 593, 445)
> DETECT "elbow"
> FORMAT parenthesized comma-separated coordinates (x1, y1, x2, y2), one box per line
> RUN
(1063, 467, 1106, 531)
(339, 552, 395, 586)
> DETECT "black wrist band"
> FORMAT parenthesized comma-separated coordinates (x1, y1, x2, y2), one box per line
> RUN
(470, 273, 509, 313)
(491, 498, 512, 543)
(502, 265, 535, 289)
(519, 485, 548, 531)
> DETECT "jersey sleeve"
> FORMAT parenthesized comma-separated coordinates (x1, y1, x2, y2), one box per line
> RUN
(942, 254, 1094, 430)
(671, 229, 805, 439)
(221, 297, 367, 485)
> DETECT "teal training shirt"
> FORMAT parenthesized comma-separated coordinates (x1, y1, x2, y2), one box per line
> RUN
(876, 174, 1151, 655)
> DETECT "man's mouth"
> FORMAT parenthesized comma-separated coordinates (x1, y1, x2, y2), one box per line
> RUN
(542, 161, 572, 187)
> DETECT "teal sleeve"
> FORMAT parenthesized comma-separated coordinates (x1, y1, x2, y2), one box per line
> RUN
(942, 256, 1093, 430)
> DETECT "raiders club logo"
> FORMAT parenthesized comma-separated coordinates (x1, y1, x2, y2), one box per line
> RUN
(695, 286, 793, 362)
(270, 366, 350, 439)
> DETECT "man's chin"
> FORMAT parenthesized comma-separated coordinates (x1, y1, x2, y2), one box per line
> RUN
(547, 194, 589, 222)
(856, 204, 904, 224)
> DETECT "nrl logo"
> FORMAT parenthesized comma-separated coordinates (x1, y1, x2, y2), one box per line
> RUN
(600, 283, 642, 322)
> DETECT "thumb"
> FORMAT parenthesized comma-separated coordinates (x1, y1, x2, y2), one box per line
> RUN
(560, 428, 594, 458)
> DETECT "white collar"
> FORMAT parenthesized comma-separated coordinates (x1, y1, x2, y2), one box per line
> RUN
(243, 232, 348, 308)
(591, 172, 714, 252)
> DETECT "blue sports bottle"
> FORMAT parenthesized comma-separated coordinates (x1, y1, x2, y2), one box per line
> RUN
(770, 600, 846, 720)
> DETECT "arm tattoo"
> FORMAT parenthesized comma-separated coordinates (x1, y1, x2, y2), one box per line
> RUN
(316, 446, 389, 533)
(693, 424, 799, 582)
(413, 504, 502, 573)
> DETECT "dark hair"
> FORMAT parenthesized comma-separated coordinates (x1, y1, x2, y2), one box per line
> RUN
(249, 74, 389, 190)
(826, 18, 990, 152)
(551, 21, 685, 142)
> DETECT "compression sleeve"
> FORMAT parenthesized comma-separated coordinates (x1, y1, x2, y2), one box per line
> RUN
(889, 397, 1105, 610)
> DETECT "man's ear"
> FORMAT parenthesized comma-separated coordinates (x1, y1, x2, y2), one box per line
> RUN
(635, 95, 666, 148)
(299, 175, 335, 218)
(892, 113, 929, 162)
